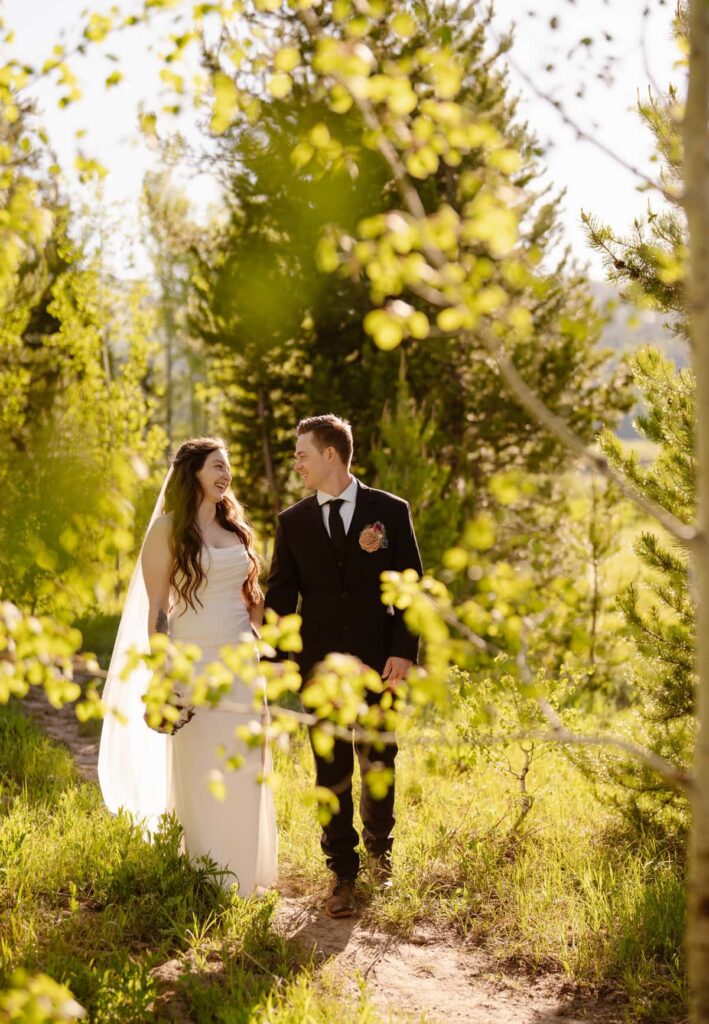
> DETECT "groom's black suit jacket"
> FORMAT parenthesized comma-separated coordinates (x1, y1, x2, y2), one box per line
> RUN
(265, 482, 423, 681)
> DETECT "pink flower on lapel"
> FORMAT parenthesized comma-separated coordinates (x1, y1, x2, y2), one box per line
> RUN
(359, 521, 388, 552)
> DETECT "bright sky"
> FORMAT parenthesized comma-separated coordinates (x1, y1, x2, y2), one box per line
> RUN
(3, 0, 681, 278)
(490, 0, 679, 269)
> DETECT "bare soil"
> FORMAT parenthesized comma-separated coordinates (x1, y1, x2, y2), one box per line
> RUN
(274, 894, 624, 1023)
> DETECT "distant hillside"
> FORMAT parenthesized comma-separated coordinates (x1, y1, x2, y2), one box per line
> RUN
(591, 280, 687, 440)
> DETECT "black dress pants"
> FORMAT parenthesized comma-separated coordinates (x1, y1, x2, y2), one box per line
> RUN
(309, 729, 398, 880)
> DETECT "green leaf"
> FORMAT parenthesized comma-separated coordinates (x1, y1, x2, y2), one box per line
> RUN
(84, 12, 113, 42)
(391, 11, 416, 37)
(488, 148, 522, 174)
(465, 513, 496, 551)
(268, 73, 293, 99)
(211, 72, 238, 134)
(363, 309, 404, 350)
(436, 306, 471, 332)
(309, 122, 331, 148)
(311, 728, 334, 760)
(159, 68, 184, 94)
(364, 766, 394, 800)
(314, 785, 340, 825)
(291, 142, 314, 170)
(329, 83, 353, 114)
(315, 234, 340, 274)
(405, 146, 439, 180)
(274, 46, 300, 72)
(443, 546, 468, 571)
(208, 770, 227, 801)
(488, 472, 522, 506)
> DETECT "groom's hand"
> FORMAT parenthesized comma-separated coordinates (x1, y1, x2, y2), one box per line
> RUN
(382, 656, 413, 689)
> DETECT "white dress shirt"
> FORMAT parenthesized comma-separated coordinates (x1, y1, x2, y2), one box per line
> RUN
(317, 476, 358, 537)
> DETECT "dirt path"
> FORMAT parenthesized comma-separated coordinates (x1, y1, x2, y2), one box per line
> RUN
(21, 683, 99, 783)
(274, 895, 620, 1024)
(20, 691, 624, 1023)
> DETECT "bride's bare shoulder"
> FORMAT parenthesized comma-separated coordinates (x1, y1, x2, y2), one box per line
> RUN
(144, 513, 173, 546)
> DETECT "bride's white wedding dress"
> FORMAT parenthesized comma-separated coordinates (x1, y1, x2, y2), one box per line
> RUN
(98, 531, 278, 897)
(169, 543, 277, 892)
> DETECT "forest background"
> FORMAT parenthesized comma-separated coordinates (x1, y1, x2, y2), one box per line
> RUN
(0, 1, 700, 1022)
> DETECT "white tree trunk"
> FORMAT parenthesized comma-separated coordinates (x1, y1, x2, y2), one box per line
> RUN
(684, 2, 709, 1021)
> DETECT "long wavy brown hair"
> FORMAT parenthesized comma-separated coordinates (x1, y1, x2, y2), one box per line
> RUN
(164, 437, 262, 612)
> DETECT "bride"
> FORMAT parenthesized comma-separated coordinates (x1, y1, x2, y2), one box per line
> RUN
(98, 437, 278, 895)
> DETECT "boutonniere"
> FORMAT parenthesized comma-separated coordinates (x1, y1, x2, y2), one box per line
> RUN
(359, 521, 389, 552)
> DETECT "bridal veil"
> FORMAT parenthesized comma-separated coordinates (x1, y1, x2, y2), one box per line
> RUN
(97, 467, 173, 833)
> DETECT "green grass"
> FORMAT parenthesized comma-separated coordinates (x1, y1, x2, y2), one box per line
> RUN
(73, 613, 121, 669)
(276, 727, 687, 1022)
(0, 702, 408, 1023)
(0, 699, 686, 1022)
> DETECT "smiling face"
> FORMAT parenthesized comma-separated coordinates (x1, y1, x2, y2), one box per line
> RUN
(294, 431, 335, 492)
(196, 447, 232, 504)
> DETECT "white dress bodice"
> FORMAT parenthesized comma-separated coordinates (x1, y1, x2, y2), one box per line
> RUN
(168, 544, 252, 662)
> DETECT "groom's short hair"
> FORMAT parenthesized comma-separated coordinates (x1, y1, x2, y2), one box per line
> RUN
(297, 414, 353, 467)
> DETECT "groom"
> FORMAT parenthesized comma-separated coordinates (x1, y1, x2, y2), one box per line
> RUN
(265, 414, 423, 918)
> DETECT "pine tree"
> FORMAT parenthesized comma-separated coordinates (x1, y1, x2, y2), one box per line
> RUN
(370, 353, 465, 571)
(187, 0, 631, 524)
(583, 8, 694, 830)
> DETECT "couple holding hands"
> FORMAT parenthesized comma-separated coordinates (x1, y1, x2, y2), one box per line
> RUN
(98, 414, 422, 919)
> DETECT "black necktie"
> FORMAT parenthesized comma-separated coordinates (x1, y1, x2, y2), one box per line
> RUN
(327, 498, 348, 567)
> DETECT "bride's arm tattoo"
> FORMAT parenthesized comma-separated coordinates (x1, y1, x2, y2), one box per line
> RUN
(155, 608, 168, 634)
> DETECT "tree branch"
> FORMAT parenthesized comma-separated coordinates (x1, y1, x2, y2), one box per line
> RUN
(525, 727, 692, 794)
(471, 325, 699, 546)
(500, 48, 678, 205)
(210, 696, 692, 794)
(298, 8, 699, 549)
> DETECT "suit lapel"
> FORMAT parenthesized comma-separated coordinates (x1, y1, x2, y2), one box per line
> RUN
(301, 482, 376, 580)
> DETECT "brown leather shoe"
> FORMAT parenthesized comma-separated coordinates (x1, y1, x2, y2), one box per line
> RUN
(325, 875, 356, 918)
